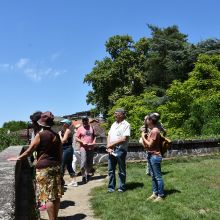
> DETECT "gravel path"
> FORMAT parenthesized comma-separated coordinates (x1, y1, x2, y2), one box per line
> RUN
(40, 174, 106, 220)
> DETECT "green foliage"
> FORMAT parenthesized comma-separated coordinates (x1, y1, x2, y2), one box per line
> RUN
(84, 35, 147, 116)
(3, 120, 28, 132)
(84, 24, 220, 139)
(0, 129, 26, 152)
(107, 90, 166, 139)
(158, 54, 220, 138)
(85, 25, 220, 116)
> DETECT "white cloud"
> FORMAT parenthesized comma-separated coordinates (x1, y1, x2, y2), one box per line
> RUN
(0, 55, 64, 82)
(50, 53, 60, 61)
(0, 63, 14, 70)
(16, 58, 29, 69)
(24, 67, 63, 82)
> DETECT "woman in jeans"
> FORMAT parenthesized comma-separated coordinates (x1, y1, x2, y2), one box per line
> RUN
(142, 113, 165, 202)
(59, 119, 77, 187)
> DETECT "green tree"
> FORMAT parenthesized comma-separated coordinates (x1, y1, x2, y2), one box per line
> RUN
(0, 129, 26, 152)
(158, 54, 220, 138)
(84, 24, 220, 120)
(144, 25, 195, 87)
(3, 120, 28, 132)
(84, 35, 148, 116)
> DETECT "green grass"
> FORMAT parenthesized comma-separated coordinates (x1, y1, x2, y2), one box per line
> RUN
(90, 154, 220, 220)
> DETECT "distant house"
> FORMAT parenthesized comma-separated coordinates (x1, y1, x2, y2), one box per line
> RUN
(63, 111, 92, 120)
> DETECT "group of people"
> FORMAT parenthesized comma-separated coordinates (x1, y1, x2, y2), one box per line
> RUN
(8, 111, 96, 220)
(7, 108, 166, 220)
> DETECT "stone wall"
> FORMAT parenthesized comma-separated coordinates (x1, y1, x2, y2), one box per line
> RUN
(0, 146, 38, 220)
(93, 138, 220, 163)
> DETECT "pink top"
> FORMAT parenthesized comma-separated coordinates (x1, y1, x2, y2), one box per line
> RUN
(76, 125, 95, 149)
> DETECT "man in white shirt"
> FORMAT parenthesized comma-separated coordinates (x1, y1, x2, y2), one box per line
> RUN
(107, 108, 131, 192)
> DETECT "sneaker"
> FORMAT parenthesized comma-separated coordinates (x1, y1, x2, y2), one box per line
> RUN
(86, 175, 91, 181)
(68, 181, 78, 187)
(82, 176, 87, 184)
(107, 188, 115, 193)
(147, 194, 157, 200)
(153, 196, 164, 202)
(118, 189, 124, 193)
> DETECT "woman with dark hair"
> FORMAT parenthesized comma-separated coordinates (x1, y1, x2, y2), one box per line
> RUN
(59, 119, 77, 187)
(8, 111, 63, 220)
(30, 111, 42, 140)
(141, 113, 165, 202)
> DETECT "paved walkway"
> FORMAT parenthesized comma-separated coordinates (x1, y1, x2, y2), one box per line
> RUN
(40, 174, 106, 220)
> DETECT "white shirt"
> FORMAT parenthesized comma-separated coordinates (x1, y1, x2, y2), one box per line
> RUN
(108, 120, 131, 150)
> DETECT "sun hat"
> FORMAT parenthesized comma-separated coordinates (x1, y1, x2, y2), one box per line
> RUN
(60, 119, 72, 126)
(37, 111, 54, 127)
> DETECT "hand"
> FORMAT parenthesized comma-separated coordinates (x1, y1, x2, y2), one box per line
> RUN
(107, 143, 113, 149)
(142, 132, 147, 139)
(7, 157, 19, 161)
(106, 148, 113, 154)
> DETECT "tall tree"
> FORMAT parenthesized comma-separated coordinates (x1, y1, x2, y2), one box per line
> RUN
(84, 25, 220, 118)
(84, 35, 148, 116)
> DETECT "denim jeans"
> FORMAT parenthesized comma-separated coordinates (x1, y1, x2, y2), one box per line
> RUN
(61, 146, 75, 177)
(148, 154, 164, 196)
(108, 147, 127, 191)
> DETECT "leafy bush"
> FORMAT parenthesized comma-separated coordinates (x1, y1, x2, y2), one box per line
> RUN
(2, 120, 28, 132)
(0, 129, 26, 152)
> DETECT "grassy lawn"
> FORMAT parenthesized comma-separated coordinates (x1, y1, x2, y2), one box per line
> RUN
(90, 154, 220, 220)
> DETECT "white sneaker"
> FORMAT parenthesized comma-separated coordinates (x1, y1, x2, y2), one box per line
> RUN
(68, 181, 78, 187)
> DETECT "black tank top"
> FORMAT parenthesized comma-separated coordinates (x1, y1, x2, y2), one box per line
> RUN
(61, 129, 73, 148)
(36, 129, 62, 169)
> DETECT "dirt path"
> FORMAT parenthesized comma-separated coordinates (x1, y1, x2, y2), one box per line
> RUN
(40, 174, 106, 220)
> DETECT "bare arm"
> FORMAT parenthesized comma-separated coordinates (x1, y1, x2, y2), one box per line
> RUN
(141, 132, 154, 149)
(8, 134, 40, 161)
(59, 129, 71, 144)
(75, 136, 84, 145)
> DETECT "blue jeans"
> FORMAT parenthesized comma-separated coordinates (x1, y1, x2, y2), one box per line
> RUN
(108, 147, 127, 191)
(148, 154, 164, 197)
(61, 146, 75, 177)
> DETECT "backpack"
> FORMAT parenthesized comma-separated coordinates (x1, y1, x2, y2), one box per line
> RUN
(160, 135, 172, 156)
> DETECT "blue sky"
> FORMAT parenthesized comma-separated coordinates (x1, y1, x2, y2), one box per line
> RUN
(0, 0, 219, 127)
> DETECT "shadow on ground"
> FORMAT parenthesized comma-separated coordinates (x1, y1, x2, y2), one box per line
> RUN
(90, 174, 107, 181)
(164, 189, 181, 197)
(126, 182, 144, 190)
(162, 171, 172, 175)
(77, 174, 107, 185)
(58, 213, 87, 220)
(60, 200, 75, 209)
